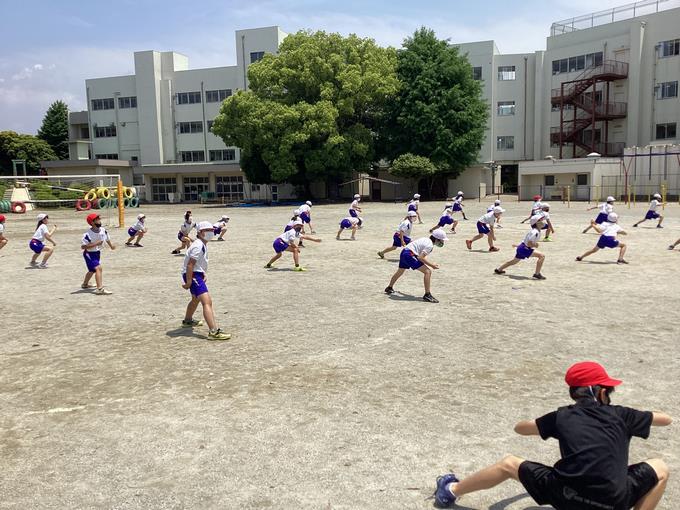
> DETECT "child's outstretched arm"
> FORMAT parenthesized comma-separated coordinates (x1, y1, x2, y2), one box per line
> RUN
(652, 412, 672, 426)
(514, 420, 539, 435)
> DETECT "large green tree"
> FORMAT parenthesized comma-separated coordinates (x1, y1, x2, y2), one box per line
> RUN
(37, 100, 69, 160)
(383, 28, 487, 195)
(0, 131, 58, 175)
(212, 31, 399, 197)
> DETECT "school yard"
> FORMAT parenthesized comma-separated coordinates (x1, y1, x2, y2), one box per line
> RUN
(1, 198, 679, 509)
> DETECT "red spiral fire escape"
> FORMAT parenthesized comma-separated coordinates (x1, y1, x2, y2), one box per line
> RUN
(550, 60, 629, 158)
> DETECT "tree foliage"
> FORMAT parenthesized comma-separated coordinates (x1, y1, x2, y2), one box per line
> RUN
(390, 153, 436, 180)
(0, 131, 58, 175)
(382, 27, 487, 178)
(38, 100, 69, 160)
(212, 31, 399, 196)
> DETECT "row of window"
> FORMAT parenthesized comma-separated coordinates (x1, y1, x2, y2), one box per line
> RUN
(470, 66, 516, 81)
(658, 39, 680, 58)
(177, 89, 232, 105)
(178, 120, 220, 133)
(92, 96, 137, 110)
(656, 81, 678, 99)
(95, 153, 118, 160)
(551, 52, 604, 75)
(180, 149, 236, 162)
(151, 175, 245, 202)
(656, 122, 677, 140)
(94, 126, 116, 138)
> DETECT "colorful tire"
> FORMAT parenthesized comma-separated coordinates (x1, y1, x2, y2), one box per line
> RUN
(92, 198, 101, 209)
(84, 190, 97, 201)
(123, 197, 131, 208)
(11, 201, 26, 214)
(76, 199, 92, 211)
(129, 197, 139, 208)
(98, 198, 110, 209)
(96, 187, 111, 199)
(123, 187, 134, 199)
(0, 200, 10, 213)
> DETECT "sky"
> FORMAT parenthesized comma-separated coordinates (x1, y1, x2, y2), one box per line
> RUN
(0, 0, 631, 134)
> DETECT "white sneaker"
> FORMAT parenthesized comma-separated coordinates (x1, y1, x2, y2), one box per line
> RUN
(94, 288, 113, 295)
(39, 262, 48, 269)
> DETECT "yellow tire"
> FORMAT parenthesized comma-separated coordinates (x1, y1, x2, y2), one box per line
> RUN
(84, 190, 97, 201)
(96, 187, 111, 199)
(123, 187, 134, 199)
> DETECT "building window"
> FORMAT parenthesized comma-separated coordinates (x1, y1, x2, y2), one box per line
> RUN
(497, 66, 516, 81)
(178, 121, 203, 134)
(497, 101, 516, 116)
(94, 125, 116, 138)
(472, 67, 482, 80)
(496, 136, 514, 150)
(207, 120, 214, 132)
(209, 149, 236, 162)
(656, 122, 677, 140)
(250, 51, 265, 63)
(552, 52, 603, 75)
(577, 174, 589, 185)
(176, 91, 202, 105)
(91, 98, 114, 110)
(216, 175, 244, 201)
(183, 176, 209, 201)
(544, 175, 555, 186)
(118, 96, 137, 109)
(659, 39, 680, 58)
(151, 177, 176, 202)
(205, 89, 232, 102)
(94, 153, 118, 160)
(551, 103, 574, 112)
(180, 150, 205, 162)
(80, 127, 90, 139)
(656, 81, 678, 99)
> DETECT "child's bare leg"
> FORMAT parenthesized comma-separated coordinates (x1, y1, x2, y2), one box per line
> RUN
(126, 236, 134, 244)
(83, 271, 94, 286)
(336, 228, 343, 239)
(487, 235, 494, 248)
(185, 296, 200, 321)
(382, 245, 397, 255)
(469, 234, 483, 244)
(0, 238, 6, 250)
(497, 258, 520, 271)
(451, 220, 458, 232)
(578, 246, 600, 260)
(533, 252, 545, 273)
(290, 247, 300, 265)
(388, 268, 406, 288)
(94, 266, 103, 288)
(451, 455, 524, 496)
(618, 242, 627, 260)
(658, 215, 664, 227)
(42, 246, 54, 263)
(350, 226, 357, 239)
(199, 293, 217, 330)
(266, 252, 282, 266)
(634, 459, 669, 510)
(419, 266, 432, 293)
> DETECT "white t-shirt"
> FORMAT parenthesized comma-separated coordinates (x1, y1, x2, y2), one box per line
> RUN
(408, 199, 419, 209)
(131, 220, 146, 232)
(649, 199, 660, 212)
(601, 222, 623, 237)
(180, 221, 195, 235)
(32, 224, 49, 241)
(278, 229, 301, 244)
(213, 220, 227, 229)
(478, 211, 496, 225)
(539, 211, 550, 222)
(523, 228, 540, 246)
(599, 203, 614, 214)
(0, 223, 4, 235)
(350, 199, 359, 209)
(298, 204, 311, 214)
(405, 237, 433, 257)
(531, 201, 543, 214)
(396, 220, 412, 237)
(183, 239, 208, 274)
(82, 228, 110, 252)
(454, 196, 464, 205)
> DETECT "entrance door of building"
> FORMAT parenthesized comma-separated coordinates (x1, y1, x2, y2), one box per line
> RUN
(501, 164, 518, 193)
(183, 176, 209, 202)
(371, 180, 381, 201)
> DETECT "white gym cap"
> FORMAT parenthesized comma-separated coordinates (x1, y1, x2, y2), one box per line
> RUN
(530, 214, 544, 225)
(353, 194, 360, 199)
(305, 200, 312, 206)
(494, 199, 501, 205)
(653, 193, 661, 199)
(430, 228, 448, 242)
(293, 209, 300, 215)
(457, 190, 464, 195)
(414, 194, 421, 199)
(493, 206, 505, 214)
(37, 213, 48, 221)
(606, 196, 615, 202)
(221, 214, 230, 220)
(196, 221, 214, 231)
(607, 212, 619, 223)
(407, 210, 418, 217)
(137, 213, 145, 219)
(541, 202, 550, 209)
(293, 219, 303, 226)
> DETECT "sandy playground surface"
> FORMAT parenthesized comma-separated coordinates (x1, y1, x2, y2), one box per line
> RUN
(1, 198, 679, 509)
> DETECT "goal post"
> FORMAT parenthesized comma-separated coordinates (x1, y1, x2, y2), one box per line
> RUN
(0, 174, 131, 228)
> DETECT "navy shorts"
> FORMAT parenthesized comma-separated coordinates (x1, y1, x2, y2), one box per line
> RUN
(83, 250, 101, 272)
(273, 238, 289, 253)
(595, 212, 608, 224)
(177, 231, 186, 241)
(340, 219, 352, 229)
(127, 227, 138, 237)
(597, 235, 619, 249)
(645, 210, 660, 220)
(453, 203, 462, 212)
(29, 239, 44, 254)
(300, 212, 311, 224)
(519, 460, 658, 510)
(399, 249, 423, 270)
(349, 209, 358, 218)
(438, 216, 454, 227)
(393, 233, 411, 247)
(515, 243, 534, 260)
(408, 204, 417, 212)
(213, 226, 222, 235)
(183, 272, 208, 297)
(477, 221, 491, 234)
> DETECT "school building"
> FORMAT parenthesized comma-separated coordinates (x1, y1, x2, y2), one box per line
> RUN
(42, 0, 680, 202)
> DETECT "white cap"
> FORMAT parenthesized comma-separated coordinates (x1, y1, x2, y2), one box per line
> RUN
(353, 194, 360, 199)
(293, 209, 300, 215)
(305, 200, 312, 206)
(653, 193, 661, 199)
(37, 213, 48, 221)
(221, 214, 230, 220)
(196, 221, 214, 231)
(407, 210, 418, 217)
(137, 213, 145, 220)
(606, 196, 615, 202)
(430, 228, 448, 242)
(457, 190, 464, 195)
(493, 206, 505, 214)
(414, 194, 421, 199)
(541, 202, 550, 210)
(494, 199, 501, 205)
(607, 212, 619, 223)
(529, 214, 544, 225)
(293, 219, 303, 226)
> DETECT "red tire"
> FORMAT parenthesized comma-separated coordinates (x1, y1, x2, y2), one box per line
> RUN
(11, 201, 26, 214)
(76, 199, 92, 211)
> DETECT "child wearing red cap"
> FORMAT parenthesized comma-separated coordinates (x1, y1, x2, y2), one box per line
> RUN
(81, 213, 116, 295)
(521, 195, 543, 224)
(434, 361, 672, 510)
(0, 215, 7, 251)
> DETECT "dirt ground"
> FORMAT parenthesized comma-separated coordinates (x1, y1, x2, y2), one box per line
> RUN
(1, 197, 679, 509)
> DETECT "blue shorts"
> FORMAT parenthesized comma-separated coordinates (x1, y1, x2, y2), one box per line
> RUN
(453, 203, 462, 212)
(273, 238, 289, 253)
(595, 212, 608, 224)
(645, 210, 660, 220)
(177, 231, 186, 241)
(183, 272, 208, 297)
(300, 212, 311, 224)
(83, 250, 101, 272)
(29, 239, 44, 254)
(399, 249, 424, 270)
(438, 215, 454, 227)
(340, 219, 353, 229)
(597, 235, 620, 249)
(393, 233, 411, 247)
(477, 221, 491, 234)
(213, 226, 222, 235)
(349, 209, 358, 218)
(127, 227, 138, 237)
(515, 243, 534, 260)
(284, 225, 293, 232)
(408, 204, 417, 212)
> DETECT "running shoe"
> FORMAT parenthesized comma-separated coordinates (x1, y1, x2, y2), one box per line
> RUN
(293, 266, 307, 272)
(81, 283, 96, 289)
(657, 225, 664, 229)
(208, 329, 231, 341)
(434, 473, 459, 508)
(494, 269, 505, 274)
(182, 319, 204, 328)
(384, 286, 394, 295)
(94, 288, 112, 295)
(489, 246, 500, 252)
(377, 251, 384, 259)
(423, 293, 439, 303)
(533, 273, 546, 280)
(133, 243, 143, 247)
(617, 259, 629, 264)
(171, 249, 180, 254)
(38, 262, 49, 269)
(465, 240, 472, 250)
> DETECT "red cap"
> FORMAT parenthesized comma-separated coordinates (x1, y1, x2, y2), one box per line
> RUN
(86, 213, 101, 226)
(565, 361, 622, 387)
(533, 195, 542, 201)
(0, 214, 5, 223)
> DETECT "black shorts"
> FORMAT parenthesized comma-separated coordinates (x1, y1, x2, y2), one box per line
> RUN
(518, 460, 658, 510)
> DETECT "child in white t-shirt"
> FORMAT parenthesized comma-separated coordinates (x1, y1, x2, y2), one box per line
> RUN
(494, 215, 546, 280)
(576, 213, 628, 264)
(265, 219, 322, 271)
(633, 194, 664, 228)
(172, 210, 195, 255)
(81, 213, 116, 295)
(29, 213, 57, 268)
(521, 195, 543, 224)
(466, 207, 504, 252)
(349, 194, 364, 227)
(407, 194, 423, 224)
(584, 196, 615, 233)
(125, 213, 147, 247)
(378, 211, 417, 259)
(212, 215, 230, 241)
(0, 215, 7, 251)
(336, 216, 360, 240)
